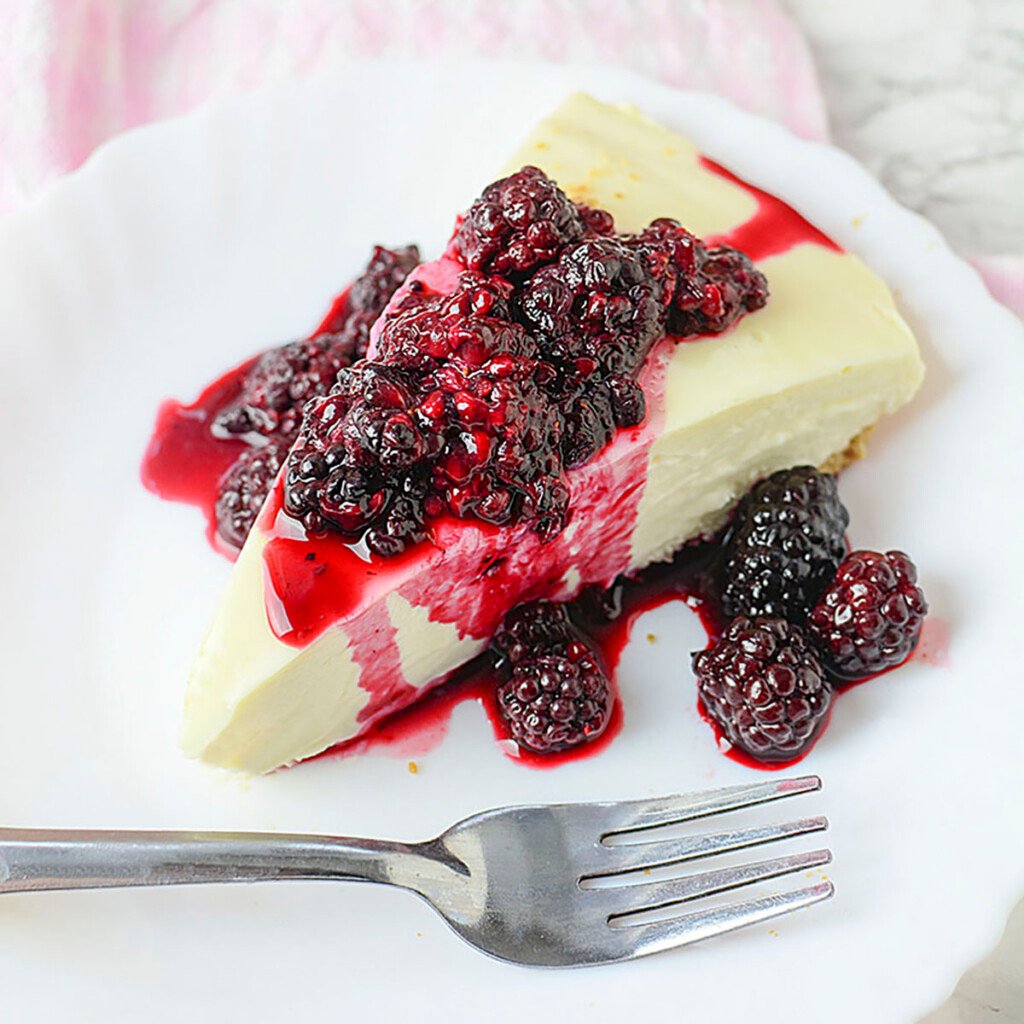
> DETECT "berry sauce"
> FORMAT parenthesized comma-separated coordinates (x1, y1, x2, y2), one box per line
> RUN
(140, 283, 358, 555)
(700, 158, 842, 260)
(313, 285, 354, 335)
(319, 541, 721, 769)
(140, 356, 258, 556)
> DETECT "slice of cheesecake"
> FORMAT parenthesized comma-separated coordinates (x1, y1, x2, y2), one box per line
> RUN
(182, 94, 924, 772)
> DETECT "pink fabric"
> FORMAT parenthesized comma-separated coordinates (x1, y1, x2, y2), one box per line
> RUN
(0, 0, 826, 208)
(969, 256, 1024, 320)
(0, 0, 1019, 317)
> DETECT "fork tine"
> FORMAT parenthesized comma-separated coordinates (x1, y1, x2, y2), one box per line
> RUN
(616, 882, 835, 960)
(598, 775, 821, 839)
(584, 816, 828, 879)
(597, 849, 831, 920)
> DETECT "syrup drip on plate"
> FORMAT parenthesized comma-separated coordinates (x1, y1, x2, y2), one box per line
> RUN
(140, 357, 257, 556)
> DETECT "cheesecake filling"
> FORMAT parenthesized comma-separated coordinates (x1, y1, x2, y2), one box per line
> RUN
(182, 94, 924, 772)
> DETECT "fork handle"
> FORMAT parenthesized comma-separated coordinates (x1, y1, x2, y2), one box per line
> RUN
(0, 828, 422, 894)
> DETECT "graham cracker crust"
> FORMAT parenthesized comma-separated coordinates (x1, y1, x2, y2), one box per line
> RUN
(820, 427, 874, 475)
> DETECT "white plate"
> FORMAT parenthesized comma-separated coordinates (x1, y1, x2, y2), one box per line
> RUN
(1, 60, 1021, 1023)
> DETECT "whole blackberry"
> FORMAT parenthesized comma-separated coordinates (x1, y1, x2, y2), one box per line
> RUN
(212, 333, 358, 443)
(492, 601, 613, 754)
(454, 166, 592, 276)
(283, 363, 431, 546)
(808, 550, 928, 681)
(686, 246, 770, 334)
(215, 442, 287, 549)
(693, 616, 833, 762)
(719, 467, 849, 622)
(498, 653, 613, 753)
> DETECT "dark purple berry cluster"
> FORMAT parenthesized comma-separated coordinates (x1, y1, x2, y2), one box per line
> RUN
(283, 274, 568, 554)
(718, 466, 850, 622)
(491, 602, 613, 754)
(693, 616, 832, 762)
(211, 244, 420, 549)
(808, 549, 927, 680)
(282, 167, 769, 555)
(696, 466, 927, 762)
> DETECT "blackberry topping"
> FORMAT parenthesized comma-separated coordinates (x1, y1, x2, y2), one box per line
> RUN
(454, 166, 597, 276)
(209, 244, 420, 548)
(348, 244, 421, 319)
(275, 171, 767, 555)
(214, 443, 287, 550)
(212, 334, 358, 443)
(578, 204, 616, 237)
(283, 363, 431, 548)
(688, 245, 770, 333)
(213, 244, 420, 444)
(719, 467, 849, 622)
(519, 236, 673, 465)
(808, 550, 928, 681)
(492, 602, 613, 754)
(634, 218, 768, 335)
(693, 616, 833, 762)
(283, 274, 568, 551)
(519, 236, 672, 367)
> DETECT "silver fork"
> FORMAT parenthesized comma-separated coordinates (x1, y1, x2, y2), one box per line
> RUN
(0, 775, 832, 966)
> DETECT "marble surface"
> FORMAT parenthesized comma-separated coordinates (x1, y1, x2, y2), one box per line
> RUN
(788, 0, 1024, 314)
(786, 5, 1023, 1019)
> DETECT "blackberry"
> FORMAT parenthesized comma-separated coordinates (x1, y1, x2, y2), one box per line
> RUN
(683, 246, 770, 334)
(519, 236, 672, 368)
(634, 219, 768, 336)
(282, 274, 568, 552)
(215, 442, 287, 549)
(375, 273, 530, 371)
(348, 244, 420, 317)
(578, 204, 616, 237)
(214, 245, 420, 442)
(283, 363, 430, 542)
(808, 550, 928, 681)
(212, 333, 358, 443)
(454, 166, 594, 276)
(492, 601, 613, 754)
(693, 616, 833, 762)
(719, 467, 849, 622)
(491, 600, 577, 665)
(519, 235, 672, 465)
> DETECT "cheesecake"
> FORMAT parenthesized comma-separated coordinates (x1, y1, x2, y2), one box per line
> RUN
(181, 94, 924, 772)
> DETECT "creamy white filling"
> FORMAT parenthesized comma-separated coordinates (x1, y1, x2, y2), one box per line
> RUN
(630, 243, 923, 566)
(386, 593, 485, 696)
